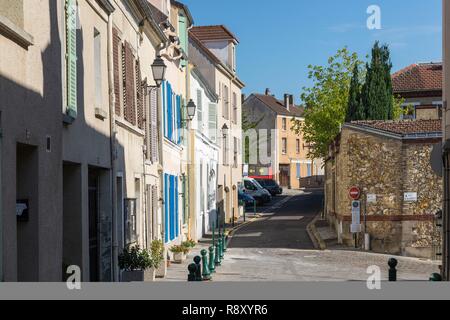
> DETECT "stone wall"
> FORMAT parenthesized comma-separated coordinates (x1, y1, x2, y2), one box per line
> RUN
(325, 127, 442, 259)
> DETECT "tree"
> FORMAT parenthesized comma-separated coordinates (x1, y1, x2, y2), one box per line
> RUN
(362, 42, 394, 120)
(292, 48, 362, 159)
(345, 64, 365, 122)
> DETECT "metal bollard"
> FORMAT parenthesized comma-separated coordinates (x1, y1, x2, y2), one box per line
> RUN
(219, 237, 224, 260)
(215, 240, 221, 266)
(430, 273, 443, 281)
(209, 246, 216, 273)
(193, 256, 202, 281)
(223, 229, 227, 252)
(388, 258, 398, 282)
(188, 263, 197, 282)
(201, 249, 211, 281)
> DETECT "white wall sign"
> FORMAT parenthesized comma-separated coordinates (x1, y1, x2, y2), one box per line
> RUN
(404, 192, 418, 202)
(367, 194, 377, 204)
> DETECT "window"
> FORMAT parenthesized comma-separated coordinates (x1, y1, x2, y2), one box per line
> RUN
(162, 81, 182, 145)
(401, 103, 418, 120)
(296, 139, 300, 154)
(282, 138, 287, 154)
(124, 199, 137, 246)
(232, 92, 237, 123)
(164, 174, 180, 243)
(223, 84, 229, 120)
(65, 0, 78, 119)
(282, 118, 287, 131)
(94, 29, 102, 108)
(234, 137, 238, 168)
(197, 89, 203, 129)
(232, 45, 236, 71)
(296, 163, 301, 179)
(208, 103, 217, 142)
(223, 134, 229, 166)
(306, 163, 312, 177)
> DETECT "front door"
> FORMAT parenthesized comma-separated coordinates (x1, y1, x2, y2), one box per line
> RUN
(279, 165, 290, 188)
(88, 170, 99, 282)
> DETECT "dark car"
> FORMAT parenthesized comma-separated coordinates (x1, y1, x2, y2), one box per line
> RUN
(238, 190, 256, 207)
(256, 179, 283, 196)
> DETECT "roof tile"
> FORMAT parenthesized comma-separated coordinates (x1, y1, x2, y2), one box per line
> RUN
(392, 62, 442, 93)
(351, 119, 441, 135)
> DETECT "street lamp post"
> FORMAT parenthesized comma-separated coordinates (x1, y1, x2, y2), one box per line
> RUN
(151, 55, 167, 88)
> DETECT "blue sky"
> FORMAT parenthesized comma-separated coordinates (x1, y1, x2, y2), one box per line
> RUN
(183, 0, 442, 102)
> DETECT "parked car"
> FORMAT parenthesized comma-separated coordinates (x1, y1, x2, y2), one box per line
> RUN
(243, 178, 272, 204)
(239, 190, 256, 207)
(256, 179, 283, 196)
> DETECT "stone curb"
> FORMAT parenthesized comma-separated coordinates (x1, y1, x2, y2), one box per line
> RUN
(306, 212, 327, 250)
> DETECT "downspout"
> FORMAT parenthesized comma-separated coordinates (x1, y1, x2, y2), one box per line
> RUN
(107, 13, 119, 282)
(0, 115, 3, 282)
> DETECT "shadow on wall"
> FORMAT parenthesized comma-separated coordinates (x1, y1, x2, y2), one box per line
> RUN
(300, 176, 325, 189)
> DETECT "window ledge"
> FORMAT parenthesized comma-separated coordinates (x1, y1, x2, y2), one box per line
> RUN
(0, 15, 33, 48)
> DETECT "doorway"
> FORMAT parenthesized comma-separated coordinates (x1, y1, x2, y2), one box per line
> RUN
(279, 164, 290, 188)
(88, 169, 100, 282)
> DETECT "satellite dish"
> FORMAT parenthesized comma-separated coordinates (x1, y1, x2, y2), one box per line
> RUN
(431, 142, 443, 177)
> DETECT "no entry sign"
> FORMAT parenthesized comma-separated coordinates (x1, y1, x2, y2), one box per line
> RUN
(349, 186, 361, 200)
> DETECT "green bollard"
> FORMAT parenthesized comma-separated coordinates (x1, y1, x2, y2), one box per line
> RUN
(188, 263, 197, 282)
(219, 236, 224, 260)
(388, 258, 398, 282)
(209, 246, 216, 273)
(215, 240, 221, 266)
(254, 200, 256, 215)
(430, 273, 442, 281)
(222, 228, 227, 252)
(193, 256, 202, 281)
(201, 249, 211, 281)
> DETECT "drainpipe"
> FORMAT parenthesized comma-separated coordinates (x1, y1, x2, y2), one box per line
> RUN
(0, 116, 3, 282)
(107, 13, 119, 282)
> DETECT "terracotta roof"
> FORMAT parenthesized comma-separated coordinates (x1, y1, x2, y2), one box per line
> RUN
(351, 119, 441, 135)
(190, 25, 239, 43)
(392, 62, 442, 93)
(252, 94, 305, 118)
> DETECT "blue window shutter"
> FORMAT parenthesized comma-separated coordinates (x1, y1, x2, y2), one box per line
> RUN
(163, 82, 167, 138)
(171, 175, 176, 241)
(168, 84, 172, 141)
(175, 177, 179, 237)
(296, 164, 301, 179)
(177, 96, 181, 144)
(164, 174, 169, 243)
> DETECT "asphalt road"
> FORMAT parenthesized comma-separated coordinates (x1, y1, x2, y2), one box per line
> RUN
(229, 190, 323, 250)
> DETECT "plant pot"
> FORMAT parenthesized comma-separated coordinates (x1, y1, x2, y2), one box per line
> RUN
(173, 252, 186, 264)
(121, 269, 155, 282)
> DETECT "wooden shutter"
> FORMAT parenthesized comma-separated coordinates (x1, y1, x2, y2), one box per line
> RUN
(65, 0, 77, 118)
(151, 185, 158, 240)
(149, 88, 159, 163)
(123, 42, 136, 126)
(197, 90, 203, 127)
(113, 27, 121, 116)
(136, 60, 144, 129)
(208, 103, 217, 142)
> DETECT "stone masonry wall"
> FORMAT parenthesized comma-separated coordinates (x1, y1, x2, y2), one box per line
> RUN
(325, 127, 442, 259)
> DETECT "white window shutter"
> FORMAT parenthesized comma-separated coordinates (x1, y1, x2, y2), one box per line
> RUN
(208, 103, 217, 142)
(66, 0, 77, 118)
(149, 88, 159, 163)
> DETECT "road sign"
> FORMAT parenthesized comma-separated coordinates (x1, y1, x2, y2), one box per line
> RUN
(404, 192, 418, 202)
(367, 194, 377, 204)
(351, 200, 361, 234)
(349, 187, 361, 200)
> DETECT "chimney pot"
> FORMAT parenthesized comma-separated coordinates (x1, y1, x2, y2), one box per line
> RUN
(284, 94, 290, 111)
(265, 88, 271, 95)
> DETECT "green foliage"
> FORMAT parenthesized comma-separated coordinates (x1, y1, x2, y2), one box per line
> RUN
(291, 47, 363, 159)
(118, 246, 153, 271)
(150, 240, 164, 269)
(182, 239, 197, 249)
(361, 41, 394, 120)
(170, 244, 190, 254)
(345, 64, 365, 121)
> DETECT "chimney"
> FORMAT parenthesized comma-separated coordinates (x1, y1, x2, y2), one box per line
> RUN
(265, 88, 271, 96)
(290, 95, 295, 109)
(284, 94, 290, 111)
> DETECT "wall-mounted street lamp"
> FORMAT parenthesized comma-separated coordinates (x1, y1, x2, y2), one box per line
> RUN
(186, 99, 197, 122)
(151, 55, 167, 87)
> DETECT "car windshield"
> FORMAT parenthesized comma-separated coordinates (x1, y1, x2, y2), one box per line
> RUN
(253, 180, 264, 189)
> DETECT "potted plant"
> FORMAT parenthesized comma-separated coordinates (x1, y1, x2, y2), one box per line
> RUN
(170, 244, 190, 263)
(182, 239, 197, 250)
(119, 246, 154, 282)
(150, 240, 166, 278)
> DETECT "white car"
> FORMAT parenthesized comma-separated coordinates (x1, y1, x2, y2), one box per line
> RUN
(243, 178, 272, 204)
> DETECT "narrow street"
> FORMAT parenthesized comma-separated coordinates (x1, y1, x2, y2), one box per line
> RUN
(210, 190, 440, 282)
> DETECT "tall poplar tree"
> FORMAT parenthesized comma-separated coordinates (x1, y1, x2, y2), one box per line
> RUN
(362, 41, 394, 120)
(345, 64, 365, 122)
